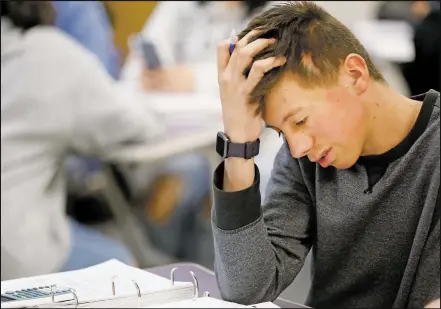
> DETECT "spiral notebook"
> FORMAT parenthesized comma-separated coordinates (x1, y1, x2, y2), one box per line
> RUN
(1, 260, 280, 308)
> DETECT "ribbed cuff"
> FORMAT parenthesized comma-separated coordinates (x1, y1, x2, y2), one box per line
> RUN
(212, 161, 262, 230)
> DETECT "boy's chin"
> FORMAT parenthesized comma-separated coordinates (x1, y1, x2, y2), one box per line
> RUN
(332, 158, 358, 170)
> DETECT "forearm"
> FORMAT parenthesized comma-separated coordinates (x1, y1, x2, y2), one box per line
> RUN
(213, 168, 288, 305)
(213, 160, 310, 304)
(213, 216, 288, 305)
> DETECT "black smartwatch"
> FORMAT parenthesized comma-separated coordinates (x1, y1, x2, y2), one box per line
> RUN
(216, 132, 260, 159)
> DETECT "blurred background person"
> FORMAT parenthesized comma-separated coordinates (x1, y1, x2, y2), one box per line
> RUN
(1, 0, 149, 279)
(0, 0, 210, 280)
(376, 0, 436, 26)
(375, 0, 440, 95)
(401, 2, 440, 95)
(121, 0, 271, 94)
(50, 0, 213, 267)
(52, 0, 121, 79)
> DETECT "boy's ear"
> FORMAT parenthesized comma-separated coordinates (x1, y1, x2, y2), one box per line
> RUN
(343, 53, 369, 95)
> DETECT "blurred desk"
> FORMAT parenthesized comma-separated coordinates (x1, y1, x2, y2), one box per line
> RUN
(352, 20, 415, 63)
(352, 20, 413, 95)
(147, 263, 310, 308)
(108, 88, 223, 163)
(106, 128, 220, 164)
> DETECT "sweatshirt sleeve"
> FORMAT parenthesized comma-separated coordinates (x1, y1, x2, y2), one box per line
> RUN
(212, 140, 314, 305)
(407, 197, 440, 308)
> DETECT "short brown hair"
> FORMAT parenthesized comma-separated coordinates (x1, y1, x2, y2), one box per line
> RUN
(239, 1, 386, 114)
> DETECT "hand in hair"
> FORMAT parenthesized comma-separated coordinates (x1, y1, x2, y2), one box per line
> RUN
(217, 29, 286, 143)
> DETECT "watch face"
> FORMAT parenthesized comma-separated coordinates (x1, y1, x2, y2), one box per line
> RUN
(216, 132, 228, 158)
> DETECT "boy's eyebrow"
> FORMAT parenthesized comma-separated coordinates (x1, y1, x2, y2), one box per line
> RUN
(264, 108, 302, 131)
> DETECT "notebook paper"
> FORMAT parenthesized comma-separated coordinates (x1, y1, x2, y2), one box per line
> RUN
(1, 259, 194, 307)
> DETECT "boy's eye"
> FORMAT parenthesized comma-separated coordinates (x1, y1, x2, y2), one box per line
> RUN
(295, 117, 308, 125)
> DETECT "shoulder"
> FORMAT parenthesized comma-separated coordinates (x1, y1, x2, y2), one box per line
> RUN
(24, 26, 106, 73)
(52, 0, 104, 15)
(429, 90, 440, 126)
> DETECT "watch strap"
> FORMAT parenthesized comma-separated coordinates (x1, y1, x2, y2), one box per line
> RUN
(228, 139, 260, 159)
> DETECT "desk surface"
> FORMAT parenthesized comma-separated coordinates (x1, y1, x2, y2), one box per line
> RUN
(106, 87, 223, 164)
(352, 20, 415, 63)
(106, 128, 220, 163)
(147, 263, 309, 308)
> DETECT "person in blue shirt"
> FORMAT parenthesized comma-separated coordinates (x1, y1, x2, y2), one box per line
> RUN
(52, 1, 120, 79)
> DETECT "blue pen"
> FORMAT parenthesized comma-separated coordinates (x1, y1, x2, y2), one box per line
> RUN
(229, 29, 236, 55)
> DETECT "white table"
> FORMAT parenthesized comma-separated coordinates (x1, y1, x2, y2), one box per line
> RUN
(351, 20, 413, 96)
(352, 20, 415, 64)
(106, 127, 221, 164)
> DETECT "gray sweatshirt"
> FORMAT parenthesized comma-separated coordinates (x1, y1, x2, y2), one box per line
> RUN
(1, 18, 164, 280)
(212, 90, 440, 308)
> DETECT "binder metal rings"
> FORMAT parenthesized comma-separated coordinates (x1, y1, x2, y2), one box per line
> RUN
(34, 268, 206, 307)
(189, 271, 199, 300)
(132, 280, 141, 308)
(111, 276, 142, 301)
(170, 267, 208, 301)
(170, 267, 178, 284)
(50, 285, 79, 308)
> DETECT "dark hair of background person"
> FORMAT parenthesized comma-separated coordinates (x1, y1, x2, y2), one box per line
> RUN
(0, 0, 55, 31)
(401, 9, 440, 96)
(236, 1, 386, 115)
(198, 0, 269, 16)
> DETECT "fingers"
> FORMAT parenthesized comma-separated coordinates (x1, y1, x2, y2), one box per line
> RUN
(142, 70, 166, 90)
(245, 56, 286, 93)
(217, 39, 231, 79)
(232, 38, 276, 72)
(235, 28, 263, 49)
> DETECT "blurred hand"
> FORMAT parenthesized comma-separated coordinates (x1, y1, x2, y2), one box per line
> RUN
(425, 298, 440, 308)
(141, 64, 194, 93)
(217, 30, 286, 143)
(411, 1, 430, 21)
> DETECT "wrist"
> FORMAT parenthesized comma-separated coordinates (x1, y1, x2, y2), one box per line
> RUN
(216, 131, 260, 160)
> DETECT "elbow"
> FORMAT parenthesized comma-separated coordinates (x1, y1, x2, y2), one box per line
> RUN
(217, 274, 279, 306)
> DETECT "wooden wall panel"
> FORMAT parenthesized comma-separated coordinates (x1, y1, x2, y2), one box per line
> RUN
(105, 1, 157, 60)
